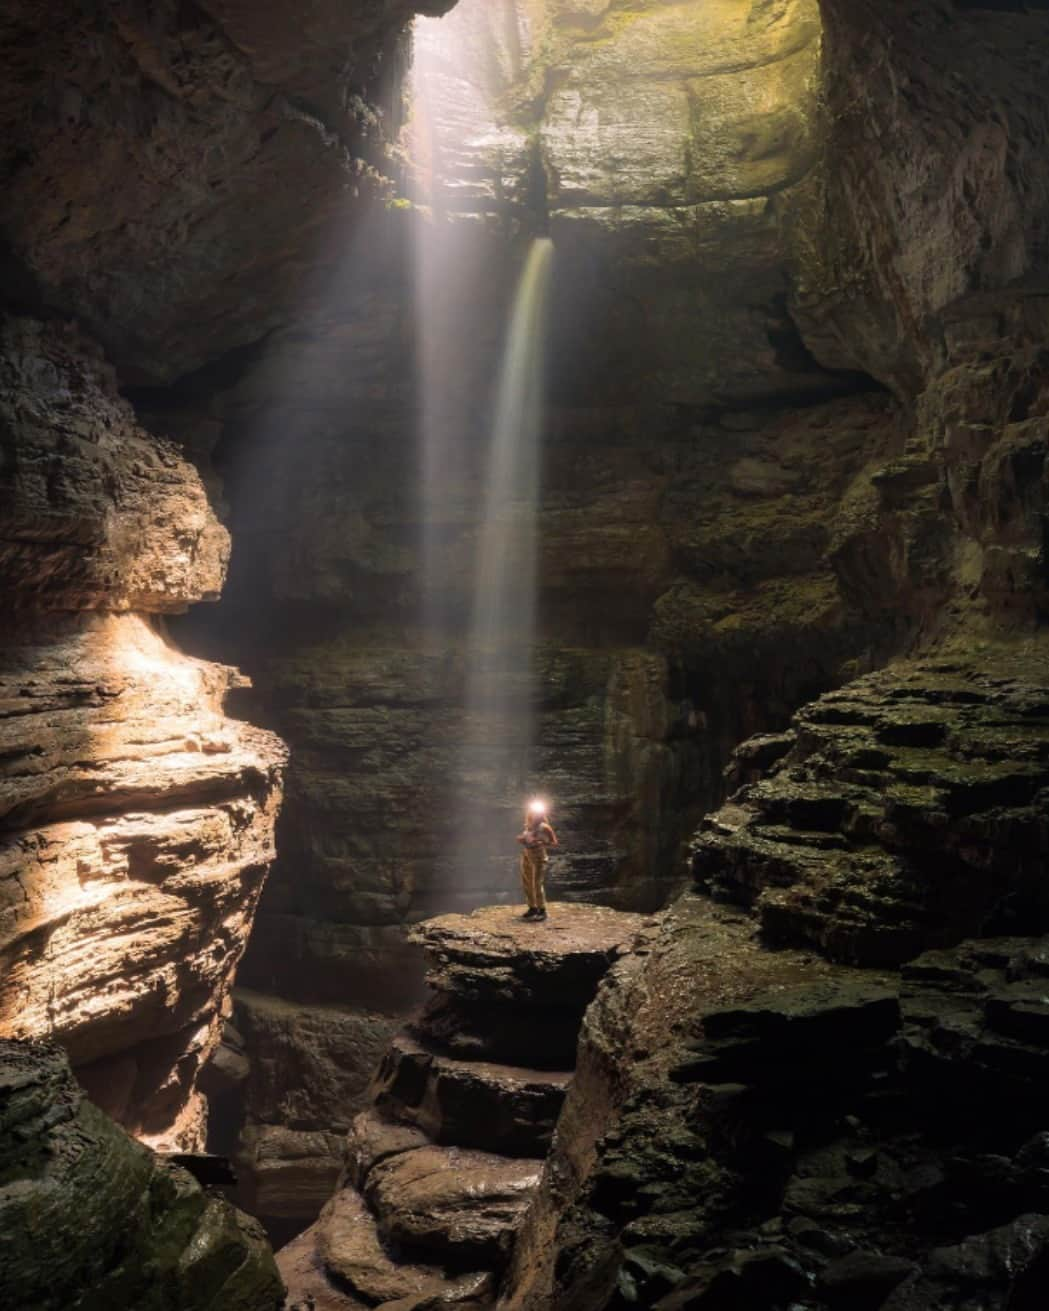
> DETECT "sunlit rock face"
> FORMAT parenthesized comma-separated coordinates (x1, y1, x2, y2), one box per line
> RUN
(532, 0, 833, 407)
(0, 317, 286, 1150)
(418, 0, 839, 407)
(0, 1038, 284, 1311)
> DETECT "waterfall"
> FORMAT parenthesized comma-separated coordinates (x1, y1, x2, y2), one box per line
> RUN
(472, 237, 554, 665)
(456, 237, 555, 893)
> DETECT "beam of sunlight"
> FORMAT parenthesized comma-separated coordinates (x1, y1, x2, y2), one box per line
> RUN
(409, 5, 555, 905)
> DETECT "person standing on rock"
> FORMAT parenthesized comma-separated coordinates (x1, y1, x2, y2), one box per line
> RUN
(517, 799, 558, 921)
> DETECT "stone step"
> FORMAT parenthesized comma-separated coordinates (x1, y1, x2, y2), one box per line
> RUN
(363, 1141, 542, 1267)
(693, 659, 1049, 967)
(345, 1108, 433, 1192)
(324, 1185, 492, 1306)
(278, 1227, 371, 1311)
(410, 993, 581, 1072)
(373, 1033, 572, 1157)
(279, 1185, 495, 1311)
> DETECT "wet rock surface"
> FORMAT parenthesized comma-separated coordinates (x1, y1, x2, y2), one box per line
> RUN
(366, 1143, 541, 1264)
(216, 990, 398, 1231)
(0, 1038, 283, 1311)
(279, 901, 644, 1308)
(500, 887, 1049, 1311)
(373, 1033, 571, 1157)
(317, 1185, 463, 1304)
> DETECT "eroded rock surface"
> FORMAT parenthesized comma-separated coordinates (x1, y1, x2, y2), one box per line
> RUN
(0, 1038, 283, 1311)
(0, 316, 286, 1149)
(188, 2, 894, 1028)
(0, 0, 455, 380)
(367, 1143, 542, 1265)
(418, 0, 837, 407)
(501, 886, 1049, 1311)
(0, 613, 285, 1148)
(279, 902, 644, 1309)
(793, 0, 1049, 397)
(0, 317, 229, 609)
(225, 990, 398, 1230)
(410, 903, 646, 1008)
(694, 654, 1049, 965)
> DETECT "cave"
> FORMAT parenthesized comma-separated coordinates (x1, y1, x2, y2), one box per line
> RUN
(3, 1, 1049, 1308)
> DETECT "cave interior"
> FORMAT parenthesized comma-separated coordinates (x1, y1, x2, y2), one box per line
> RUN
(3, 1, 1049, 1309)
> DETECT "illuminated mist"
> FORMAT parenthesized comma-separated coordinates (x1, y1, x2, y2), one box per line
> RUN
(456, 236, 555, 880)
(409, 6, 555, 904)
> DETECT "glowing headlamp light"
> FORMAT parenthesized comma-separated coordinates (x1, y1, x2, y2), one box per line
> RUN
(528, 799, 547, 815)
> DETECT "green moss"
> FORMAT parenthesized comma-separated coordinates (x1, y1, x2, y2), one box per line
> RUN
(650, 572, 846, 665)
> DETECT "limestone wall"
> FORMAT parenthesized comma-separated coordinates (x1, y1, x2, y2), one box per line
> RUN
(0, 317, 286, 1150)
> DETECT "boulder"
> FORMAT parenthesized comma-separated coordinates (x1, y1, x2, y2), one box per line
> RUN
(237, 1124, 345, 1221)
(233, 990, 397, 1130)
(365, 1143, 542, 1264)
(0, 1038, 283, 1311)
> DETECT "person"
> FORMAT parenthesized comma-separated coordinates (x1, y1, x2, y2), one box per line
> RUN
(517, 799, 558, 921)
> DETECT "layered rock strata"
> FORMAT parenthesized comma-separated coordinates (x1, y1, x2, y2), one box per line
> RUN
(694, 653, 1049, 965)
(278, 902, 644, 1309)
(0, 316, 286, 1148)
(212, 370, 895, 1011)
(0, 1038, 283, 1311)
(500, 648, 1049, 1309)
(173, 0, 898, 1031)
(502, 892, 1049, 1310)
(417, 0, 840, 407)
(786, 0, 1049, 636)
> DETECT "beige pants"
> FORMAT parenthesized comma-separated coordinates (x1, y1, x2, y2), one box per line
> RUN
(520, 846, 548, 911)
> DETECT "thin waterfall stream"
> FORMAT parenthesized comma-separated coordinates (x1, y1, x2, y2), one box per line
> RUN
(455, 236, 555, 892)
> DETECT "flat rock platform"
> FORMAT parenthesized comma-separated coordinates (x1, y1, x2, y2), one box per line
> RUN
(408, 903, 650, 1008)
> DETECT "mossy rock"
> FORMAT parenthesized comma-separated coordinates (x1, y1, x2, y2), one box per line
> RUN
(0, 1040, 283, 1311)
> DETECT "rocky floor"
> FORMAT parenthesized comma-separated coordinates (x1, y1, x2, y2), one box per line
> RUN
(278, 903, 645, 1310)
